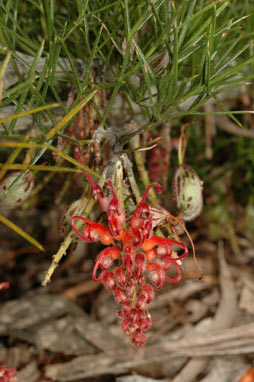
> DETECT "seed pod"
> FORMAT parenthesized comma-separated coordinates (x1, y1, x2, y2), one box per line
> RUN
(0, 171, 34, 210)
(172, 164, 203, 221)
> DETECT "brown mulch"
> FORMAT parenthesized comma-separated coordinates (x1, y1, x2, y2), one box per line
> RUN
(0, 205, 253, 382)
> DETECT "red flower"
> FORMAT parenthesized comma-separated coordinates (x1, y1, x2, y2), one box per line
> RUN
(71, 148, 188, 347)
(0, 366, 17, 382)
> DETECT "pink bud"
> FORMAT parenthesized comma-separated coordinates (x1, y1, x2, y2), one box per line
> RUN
(71, 216, 113, 245)
(93, 247, 120, 282)
(136, 293, 146, 310)
(83, 225, 100, 242)
(114, 267, 127, 287)
(114, 288, 127, 304)
(92, 184, 104, 201)
(0, 282, 10, 290)
(156, 256, 172, 271)
(122, 319, 129, 332)
(146, 263, 165, 289)
(122, 301, 131, 314)
(145, 248, 157, 261)
(140, 315, 152, 331)
(102, 272, 116, 291)
(128, 308, 139, 323)
(131, 329, 146, 347)
(142, 284, 155, 304)
(98, 248, 120, 269)
(157, 243, 172, 256)
(106, 181, 126, 238)
(134, 253, 146, 277)
(98, 196, 111, 212)
(125, 284, 134, 298)
(0, 366, 17, 382)
(130, 215, 143, 229)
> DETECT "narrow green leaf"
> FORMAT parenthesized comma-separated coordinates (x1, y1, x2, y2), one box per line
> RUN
(0, 213, 45, 252)
(9, 40, 46, 133)
(0, 51, 11, 81)
(0, 103, 60, 124)
(82, 26, 103, 87)
(46, 90, 97, 139)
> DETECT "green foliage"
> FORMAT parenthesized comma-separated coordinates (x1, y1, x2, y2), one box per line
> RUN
(0, 0, 253, 246)
(1, 0, 253, 129)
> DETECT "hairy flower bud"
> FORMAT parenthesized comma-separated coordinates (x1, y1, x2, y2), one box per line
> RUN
(122, 319, 130, 332)
(142, 284, 155, 304)
(146, 263, 165, 289)
(0, 365, 17, 382)
(140, 315, 152, 331)
(131, 329, 146, 347)
(114, 287, 127, 304)
(114, 267, 127, 287)
(136, 293, 147, 310)
(102, 272, 116, 291)
(134, 253, 146, 277)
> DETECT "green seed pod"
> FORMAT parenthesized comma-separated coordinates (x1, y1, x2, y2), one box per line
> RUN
(0, 171, 34, 210)
(172, 164, 203, 221)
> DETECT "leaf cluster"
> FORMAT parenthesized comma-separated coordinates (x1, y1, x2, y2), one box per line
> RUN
(0, 0, 253, 248)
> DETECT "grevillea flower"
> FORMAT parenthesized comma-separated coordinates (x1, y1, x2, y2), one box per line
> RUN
(0, 366, 17, 382)
(71, 148, 188, 347)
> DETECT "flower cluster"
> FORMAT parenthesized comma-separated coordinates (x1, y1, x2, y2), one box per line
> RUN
(0, 366, 17, 382)
(71, 150, 188, 347)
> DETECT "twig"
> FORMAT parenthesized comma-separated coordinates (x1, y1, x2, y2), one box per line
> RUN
(216, 114, 254, 138)
(44, 323, 254, 381)
(42, 168, 108, 286)
(130, 134, 158, 204)
(150, 281, 210, 310)
(60, 280, 101, 300)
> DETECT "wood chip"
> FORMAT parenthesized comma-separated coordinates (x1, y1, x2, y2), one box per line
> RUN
(44, 323, 254, 381)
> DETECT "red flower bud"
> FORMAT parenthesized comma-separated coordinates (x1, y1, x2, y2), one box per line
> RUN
(0, 366, 17, 382)
(83, 225, 100, 242)
(134, 253, 146, 278)
(156, 256, 172, 271)
(98, 195, 111, 212)
(0, 282, 10, 290)
(130, 215, 143, 229)
(142, 236, 187, 261)
(122, 301, 131, 314)
(145, 248, 157, 261)
(114, 287, 127, 304)
(137, 183, 163, 216)
(125, 284, 134, 298)
(114, 267, 127, 287)
(106, 181, 126, 239)
(146, 263, 165, 289)
(71, 216, 113, 245)
(131, 329, 146, 347)
(102, 272, 116, 291)
(74, 147, 110, 213)
(142, 284, 155, 304)
(93, 247, 120, 282)
(136, 293, 146, 310)
(122, 319, 129, 332)
(140, 315, 152, 331)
